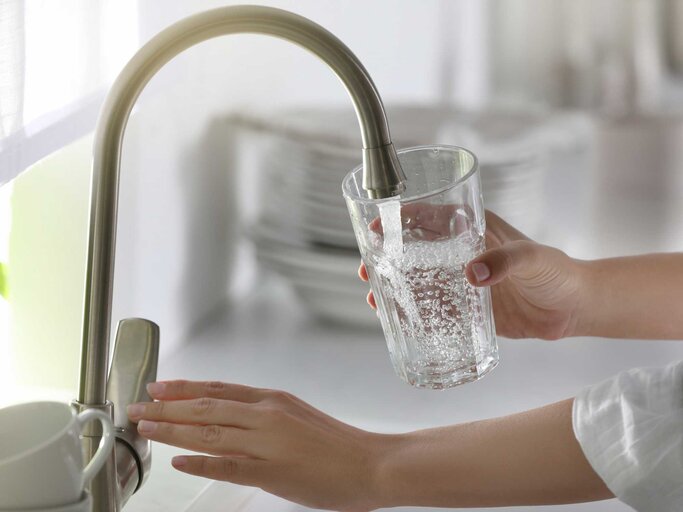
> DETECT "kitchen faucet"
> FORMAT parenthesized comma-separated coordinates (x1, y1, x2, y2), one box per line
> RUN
(73, 6, 406, 511)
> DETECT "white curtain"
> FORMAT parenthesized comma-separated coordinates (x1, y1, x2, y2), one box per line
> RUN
(0, 0, 24, 184)
(0, 0, 23, 140)
(0, 0, 138, 186)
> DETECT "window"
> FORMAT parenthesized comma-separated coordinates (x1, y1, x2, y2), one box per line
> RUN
(0, 0, 138, 185)
(0, 1, 138, 405)
(0, 183, 12, 405)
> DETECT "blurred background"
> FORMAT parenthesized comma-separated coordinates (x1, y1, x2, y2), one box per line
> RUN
(3, 0, 683, 406)
(1, 2, 683, 508)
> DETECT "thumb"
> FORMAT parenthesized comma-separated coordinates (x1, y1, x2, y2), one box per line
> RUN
(466, 240, 540, 287)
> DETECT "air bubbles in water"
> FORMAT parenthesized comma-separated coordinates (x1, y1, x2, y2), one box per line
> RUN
(369, 232, 491, 378)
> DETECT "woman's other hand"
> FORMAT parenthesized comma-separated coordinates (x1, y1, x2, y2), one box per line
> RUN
(129, 382, 612, 509)
(127, 380, 399, 511)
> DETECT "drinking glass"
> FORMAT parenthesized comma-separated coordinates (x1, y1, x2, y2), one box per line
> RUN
(343, 145, 497, 389)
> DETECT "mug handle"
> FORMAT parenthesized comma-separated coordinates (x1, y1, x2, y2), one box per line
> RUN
(76, 409, 115, 485)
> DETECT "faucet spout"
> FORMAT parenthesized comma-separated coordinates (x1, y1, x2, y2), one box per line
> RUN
(76, 5, 405, 510)
(79, 4, 404, 408)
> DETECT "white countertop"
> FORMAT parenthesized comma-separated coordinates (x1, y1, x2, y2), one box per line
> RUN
(126, 115, 683, 511)
(125, 277, 681, 512)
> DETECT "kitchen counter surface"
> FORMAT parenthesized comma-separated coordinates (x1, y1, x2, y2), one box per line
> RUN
(126, 114, 683, 511)
(126, 277, 681, 512)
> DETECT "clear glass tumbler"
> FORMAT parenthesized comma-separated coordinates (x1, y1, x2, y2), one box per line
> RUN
(342, 145, 498, 389)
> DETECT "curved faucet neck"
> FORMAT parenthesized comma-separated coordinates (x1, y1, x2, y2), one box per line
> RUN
(79, 5, 404, 404)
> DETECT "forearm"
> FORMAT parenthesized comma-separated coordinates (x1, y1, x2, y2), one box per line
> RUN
(375, 399, 612, 508)
(575, 253, 683, 339)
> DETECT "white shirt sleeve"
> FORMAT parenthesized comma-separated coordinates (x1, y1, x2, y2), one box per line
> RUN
(573, 361, 683, 512)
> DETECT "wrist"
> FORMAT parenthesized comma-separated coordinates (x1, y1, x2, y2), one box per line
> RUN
(570, 259, 601, 337)
(368, 432, 416, 509)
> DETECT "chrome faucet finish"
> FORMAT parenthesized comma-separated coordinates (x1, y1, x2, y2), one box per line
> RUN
(75, 5, 406, 511)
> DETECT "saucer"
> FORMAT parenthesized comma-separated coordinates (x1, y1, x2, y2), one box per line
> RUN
(0, 491, 91, 512)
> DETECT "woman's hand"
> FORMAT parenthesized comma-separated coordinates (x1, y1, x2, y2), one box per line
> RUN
(127, 380, 398, 512)
(360, 209, 586, 340)
(129, 384, 612, 509)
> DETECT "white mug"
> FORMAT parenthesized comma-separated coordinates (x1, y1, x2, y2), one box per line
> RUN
(0, 401, 114, 509)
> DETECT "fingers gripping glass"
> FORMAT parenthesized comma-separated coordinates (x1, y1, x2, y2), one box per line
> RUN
(343, 146, 498, 389)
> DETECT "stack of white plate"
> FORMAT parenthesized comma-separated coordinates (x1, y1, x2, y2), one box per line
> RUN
(259, 141, 359, 248)
(251, 220, 378, 328)
(438, 112, 552, 236)
(237, 104, 590, 327)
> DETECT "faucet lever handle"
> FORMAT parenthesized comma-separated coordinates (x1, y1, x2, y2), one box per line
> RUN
(106, 317, 160, 496)
(107, 318, 160, 425)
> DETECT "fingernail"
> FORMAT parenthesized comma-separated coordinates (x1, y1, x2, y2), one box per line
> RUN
(472, 262, 490, 282)
(172, 456, 187, 468)
(147, 382, 166, 396)
(127, 404, 145, 420)
(138, 420, 157, 434)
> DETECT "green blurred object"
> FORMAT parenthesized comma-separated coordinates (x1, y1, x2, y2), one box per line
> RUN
(0, 262, 7, 300)
(9, 133, 92, 396)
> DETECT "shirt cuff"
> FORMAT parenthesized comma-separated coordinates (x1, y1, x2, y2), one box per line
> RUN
(573, 361, 683, 512)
